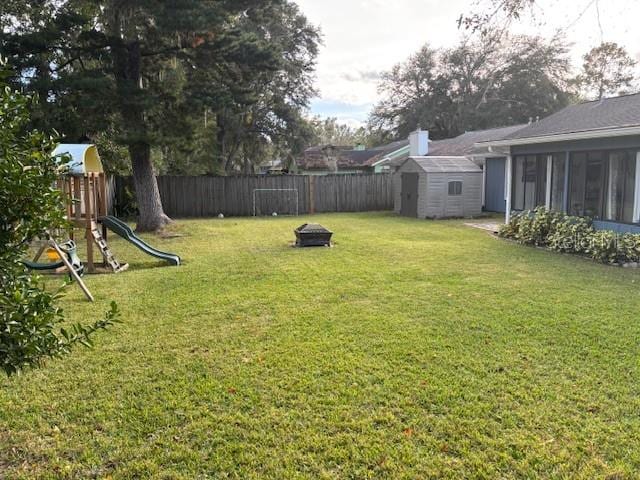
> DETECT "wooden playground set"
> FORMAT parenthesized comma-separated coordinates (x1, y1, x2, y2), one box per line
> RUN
(25, 144, 180, 301)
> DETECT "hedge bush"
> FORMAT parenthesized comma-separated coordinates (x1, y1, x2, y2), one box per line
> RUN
(0, 67, 119, 376)
(498, 207, 640, 266)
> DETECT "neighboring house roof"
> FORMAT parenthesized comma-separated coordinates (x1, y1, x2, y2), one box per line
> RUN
(297, 141, 411, 170)
(483, 93, 640, 146)
(429, 125, 527, 156)
(378, 124, 526, 168)
(406, 156, 482, 173)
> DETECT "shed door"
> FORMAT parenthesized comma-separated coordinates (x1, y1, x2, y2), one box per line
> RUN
(401, 173, 419, 217)
(485, 158, 506, 213)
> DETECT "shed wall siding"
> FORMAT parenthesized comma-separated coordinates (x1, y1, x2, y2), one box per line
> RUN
(394, 160, 426, 214)
(395, 160, 483, 218)
(424, 174, 445, 217)
(462, 173, 483, 217)
(422, 173, 482, 218)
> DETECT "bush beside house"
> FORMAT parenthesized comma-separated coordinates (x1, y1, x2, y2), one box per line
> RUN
(499, 207, 640, 266)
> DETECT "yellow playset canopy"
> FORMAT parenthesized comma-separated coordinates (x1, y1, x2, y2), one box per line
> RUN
(52, 144, 104, 175)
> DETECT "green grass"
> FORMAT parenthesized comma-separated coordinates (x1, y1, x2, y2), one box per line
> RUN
(2, 212, 640, 479)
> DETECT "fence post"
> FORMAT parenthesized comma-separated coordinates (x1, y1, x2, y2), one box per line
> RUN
(309, 175, 316, 214)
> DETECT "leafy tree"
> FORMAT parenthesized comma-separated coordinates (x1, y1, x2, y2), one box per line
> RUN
(0, 71, 119, 376)
(211, 2, 320, 174)
(458, 0, 536, 36)
(370, 34, 572, 140)
(309, 117, 361, 146)
(307, 117, 392, 149)
(1, 0, 318, 230)
(576, 42, 637, 100)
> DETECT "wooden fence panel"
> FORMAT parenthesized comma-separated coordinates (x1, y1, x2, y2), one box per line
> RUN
(111, 173, 393, 217)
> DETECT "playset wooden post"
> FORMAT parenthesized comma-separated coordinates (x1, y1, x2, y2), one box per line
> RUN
(58, 171, 124, 274)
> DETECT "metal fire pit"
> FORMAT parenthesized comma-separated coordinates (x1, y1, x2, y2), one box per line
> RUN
(294, 223, 333, 247)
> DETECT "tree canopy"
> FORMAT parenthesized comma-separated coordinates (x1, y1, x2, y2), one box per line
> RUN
(369, 34, 573, 140)
(1, 0, 320, 230)
(577, 42, 637, 100)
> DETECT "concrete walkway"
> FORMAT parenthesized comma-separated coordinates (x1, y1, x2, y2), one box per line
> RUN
(464, 220, 503, 233)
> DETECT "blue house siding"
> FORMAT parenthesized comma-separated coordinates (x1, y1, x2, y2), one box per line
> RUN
(593, 221, 640, 234)
(484, 157, 507, 213)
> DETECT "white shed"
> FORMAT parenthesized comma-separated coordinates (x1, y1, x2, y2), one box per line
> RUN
(394, 156, 482, 219)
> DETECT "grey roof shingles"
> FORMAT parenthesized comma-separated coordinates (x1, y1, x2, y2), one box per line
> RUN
(428, 124, 528, 156)
(386, 124, 527, 167)
(500, 93, 640, 141)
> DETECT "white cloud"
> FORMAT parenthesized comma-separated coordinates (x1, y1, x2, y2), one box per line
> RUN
(296, 0, 640, 126)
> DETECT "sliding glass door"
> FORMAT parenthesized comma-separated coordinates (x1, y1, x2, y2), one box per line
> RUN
(606, 151, 636, 223)
(511, 155, 547, 211)
(568, 149, 637, 223)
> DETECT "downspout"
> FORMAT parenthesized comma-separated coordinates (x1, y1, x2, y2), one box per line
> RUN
(545, 155, 552, 209)
(563, 151, 570, 214)
(481, 158, 486, 209)
(505, 155, 513, 223)
(633, 151, 640, 224)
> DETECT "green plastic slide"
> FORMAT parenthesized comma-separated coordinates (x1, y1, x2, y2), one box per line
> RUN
(99, 216, 181, 266)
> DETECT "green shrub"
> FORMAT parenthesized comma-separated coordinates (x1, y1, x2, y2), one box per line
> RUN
(497, 207, 640, 266)
(498, 212, 521, 239)
(585, 230, 620, 265)
(0, 67, 119, 376)
(546, 215, 594, 254)
(617, 234, 640, 264)
(499, 207, 562, 246)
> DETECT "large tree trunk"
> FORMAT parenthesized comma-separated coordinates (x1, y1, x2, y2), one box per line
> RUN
(130, 142, 171, 232)
(111, 32, 171, 232)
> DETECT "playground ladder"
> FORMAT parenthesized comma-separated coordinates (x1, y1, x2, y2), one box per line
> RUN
(90, 222, 127, 273)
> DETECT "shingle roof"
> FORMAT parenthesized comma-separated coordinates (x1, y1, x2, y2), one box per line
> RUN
(297, 140, 414, 170)
(429, 124, 527, 156)
(384, 124, 526, 167)
(501, 93, 640, 141)
(411, 156, 482, 173)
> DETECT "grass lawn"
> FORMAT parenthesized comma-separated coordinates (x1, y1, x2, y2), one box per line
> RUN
(2, 212, 640, 479)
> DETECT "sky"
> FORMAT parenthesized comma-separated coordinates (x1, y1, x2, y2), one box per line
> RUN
(294, 0, 640, 127)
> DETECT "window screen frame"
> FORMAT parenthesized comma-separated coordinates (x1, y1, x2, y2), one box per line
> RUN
(448, 180, 463, 196)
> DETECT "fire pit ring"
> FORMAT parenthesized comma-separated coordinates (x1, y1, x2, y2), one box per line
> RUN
(294, 223, 333, 247)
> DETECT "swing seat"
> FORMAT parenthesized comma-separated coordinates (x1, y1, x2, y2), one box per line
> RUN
(23, 240, 85, 276)
(22, 259, 66, 271)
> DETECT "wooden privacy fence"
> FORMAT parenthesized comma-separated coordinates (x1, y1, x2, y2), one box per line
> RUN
(112, 174, 394, 217)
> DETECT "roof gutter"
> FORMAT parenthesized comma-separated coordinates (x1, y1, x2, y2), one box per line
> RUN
(477, 125, 640, 148)
(371, 145, 410, 167)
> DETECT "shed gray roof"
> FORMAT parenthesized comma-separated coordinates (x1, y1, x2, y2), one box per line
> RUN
(500, 93, 640, 141)
(409, 156, 482, 173)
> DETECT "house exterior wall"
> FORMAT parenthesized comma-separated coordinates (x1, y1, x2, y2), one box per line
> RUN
(505, 135, 640, 232)
(593, 220, 640, 234)
(374, 164, 393, 174)
(483, 157, 508, 213)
